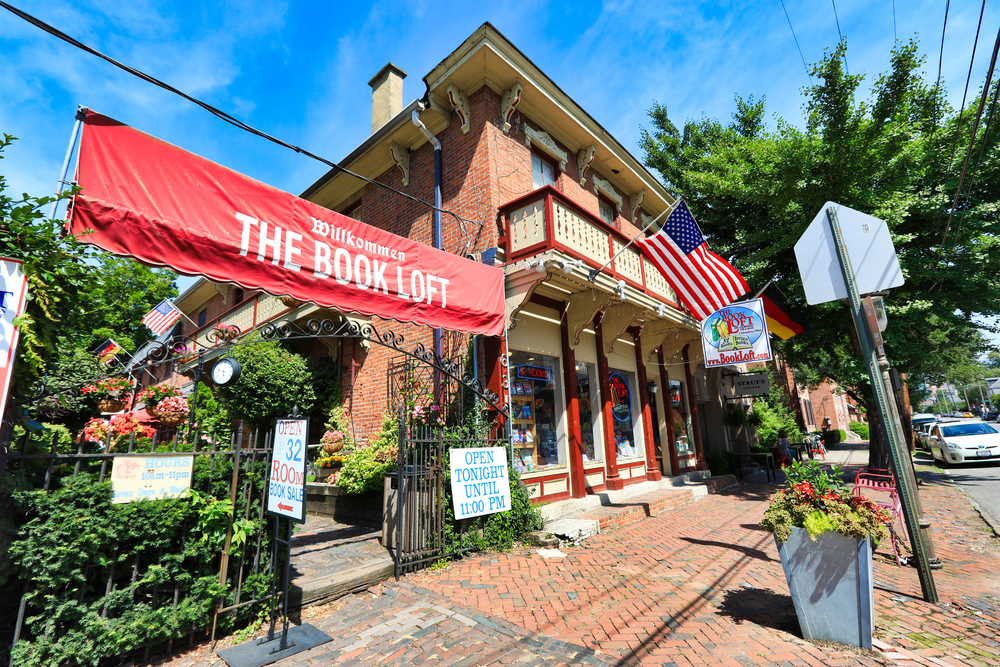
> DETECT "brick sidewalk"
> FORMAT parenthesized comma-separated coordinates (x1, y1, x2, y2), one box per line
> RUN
(409, 466, 1000, 666)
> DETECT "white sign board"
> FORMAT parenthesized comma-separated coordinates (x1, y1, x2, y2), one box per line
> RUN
(111, 455, 194, 503)
(451, 447, 510, 520)
(734, 374, 770, 397)
(267, 419, 309, 522)
(0, 258, 29, 422)
(794, 202, 904, 305)
(700, 299, 773, 368)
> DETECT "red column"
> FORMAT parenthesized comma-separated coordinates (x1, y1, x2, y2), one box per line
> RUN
(683, 344, 707, 471)
(560, 303, 586, 498)
(594, 312, 624, 490)
(483, 334, 508, 439)
(631, 327, 661, 481)
(658, 346, 679, 476)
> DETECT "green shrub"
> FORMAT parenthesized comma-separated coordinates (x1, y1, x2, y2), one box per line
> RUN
(335, 412, 398, 494)
(849, 422, 870, 439)
(705, 450, 731, 475)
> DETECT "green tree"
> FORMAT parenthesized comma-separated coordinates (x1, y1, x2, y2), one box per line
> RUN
(78, 255, 177, 353)
(214, 337, 316, 428)
(0, 136, 95, 391)
(641, 40, 1000, 469)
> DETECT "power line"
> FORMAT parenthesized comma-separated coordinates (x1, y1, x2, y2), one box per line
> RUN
(0, 0, 481, 234)
(948, 0, 987, 166)
(892, 0, 897, 42)
(831, 0, 848, 75)
(936, 24, 1000, 269)
(780, 0, 813, 85)
(936, 0, 951, 92)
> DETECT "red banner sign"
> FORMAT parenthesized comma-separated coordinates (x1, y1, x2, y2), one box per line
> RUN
(68, 111, 505, 336)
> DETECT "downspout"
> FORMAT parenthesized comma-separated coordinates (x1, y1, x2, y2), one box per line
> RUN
(412, 106, 445, 394)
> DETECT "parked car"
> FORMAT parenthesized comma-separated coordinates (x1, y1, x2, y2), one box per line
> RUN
(984, 411, 1000, 422)
(927, 421, 1000, 465)
(913, 421, 938, 452)
(962, 412, 975, 418)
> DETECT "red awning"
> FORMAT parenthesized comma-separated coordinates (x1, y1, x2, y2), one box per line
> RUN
(131, 408, 157, 423)
(68, 111, 506, 336)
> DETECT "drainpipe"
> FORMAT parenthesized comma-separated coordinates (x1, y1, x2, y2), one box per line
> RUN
(412, 106, 445, 395)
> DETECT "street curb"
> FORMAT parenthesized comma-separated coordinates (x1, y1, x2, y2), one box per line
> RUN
(931, 467, 1000, 538)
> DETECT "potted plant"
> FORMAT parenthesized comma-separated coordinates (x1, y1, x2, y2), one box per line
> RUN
(136, 385, 183, 417)
(313, 430, 347, 481)
(81, 377, 135, 413)
(155, 395, 190, 427)
(81, 413, 156, 451)
(760, 459, 891, 649)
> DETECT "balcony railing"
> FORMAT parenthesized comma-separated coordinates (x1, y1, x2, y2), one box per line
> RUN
(500, 186, 677, 304)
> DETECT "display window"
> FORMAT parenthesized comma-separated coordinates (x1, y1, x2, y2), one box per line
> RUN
(609, 369, 643, 459)
(670, 380, 693, 461)
(575, 362, 603, 463)
(509, 351, 565, 473)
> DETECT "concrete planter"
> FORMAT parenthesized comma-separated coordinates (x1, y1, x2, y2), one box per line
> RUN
(775, 526, 874, 650)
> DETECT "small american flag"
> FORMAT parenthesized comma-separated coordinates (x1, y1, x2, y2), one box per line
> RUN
(142, 299, 182, 335)
(637, 201, 748, 321)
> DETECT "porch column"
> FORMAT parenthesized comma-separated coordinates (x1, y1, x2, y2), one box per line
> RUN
(631, 327, 661, 481)
(483, 334, 508, 439)
(658, 346, 679, 476)
(594, 311, 624, 490)
(560, 302, 586, 498)
(683, 344, 707, 471)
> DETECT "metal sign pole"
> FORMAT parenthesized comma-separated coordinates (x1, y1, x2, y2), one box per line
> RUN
(826, 206, 938, 603)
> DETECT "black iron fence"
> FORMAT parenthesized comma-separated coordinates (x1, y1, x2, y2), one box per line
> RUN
(388, 417, 511, 578)
(1, 424, 276, 666)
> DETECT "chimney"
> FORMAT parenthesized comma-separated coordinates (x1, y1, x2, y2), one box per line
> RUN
(368, 63, 407, 133)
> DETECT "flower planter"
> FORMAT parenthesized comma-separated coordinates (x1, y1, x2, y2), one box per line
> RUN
(314, 466, 340, 482)
(97, 398, 127, 413)
(774, 527, 874, 650)
(146, 404, 161, 418)
(159, 412, 186, 427)
(280, 296, 302, 307)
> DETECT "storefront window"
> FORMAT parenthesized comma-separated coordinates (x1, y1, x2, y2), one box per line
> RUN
(509, 351, 565, 473)
(576, 362, 602, 463)
(670, 380, 692, 461)
(609, 369, 642, 459)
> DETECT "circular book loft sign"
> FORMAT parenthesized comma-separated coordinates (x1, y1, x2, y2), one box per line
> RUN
(609, 373, 631, 422)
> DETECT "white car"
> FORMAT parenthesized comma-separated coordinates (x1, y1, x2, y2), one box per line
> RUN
(927, 421, 1000, 465)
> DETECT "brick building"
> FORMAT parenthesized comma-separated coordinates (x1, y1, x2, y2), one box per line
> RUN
(151, 24, 746, 503)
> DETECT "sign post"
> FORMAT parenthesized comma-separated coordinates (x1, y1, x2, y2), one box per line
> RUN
(812, 205, 938, 603)
(219, 413, 331, 667)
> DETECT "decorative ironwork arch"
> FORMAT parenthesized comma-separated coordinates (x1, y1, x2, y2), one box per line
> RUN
(13, 318, 508, 417)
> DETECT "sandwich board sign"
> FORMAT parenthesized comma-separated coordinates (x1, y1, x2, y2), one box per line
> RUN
(267, 418, 309, 522)
(793, 202, 904, 305)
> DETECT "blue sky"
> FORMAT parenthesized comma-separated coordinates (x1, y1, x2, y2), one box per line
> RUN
(3, 0, 999, 312)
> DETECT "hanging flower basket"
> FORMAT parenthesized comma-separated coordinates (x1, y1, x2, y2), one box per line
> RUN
(280, 296, 302, 307)
(159, 412, 186, 427)
(146, 404, 161, 418)
(97, 398, 128, 413)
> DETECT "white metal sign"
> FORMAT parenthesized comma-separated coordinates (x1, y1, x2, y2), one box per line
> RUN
(734, 374, 770, 397)
(700, 298, 773, 368)
(794, 202, 904, 305)
(0, 258, 29, 423)
(451, 447, 510, 520)
(110, 455, 194, 504)
(267, 419, 309, 522)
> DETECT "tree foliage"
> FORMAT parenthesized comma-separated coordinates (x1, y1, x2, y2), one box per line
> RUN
(641, 40, 1000, 467)
(215, 337, 316, 428)
(0, 135, 95, 389)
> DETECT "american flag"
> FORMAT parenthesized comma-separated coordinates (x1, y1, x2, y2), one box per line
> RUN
(142, 299, 182, 335)
(637, 201, 748, 321)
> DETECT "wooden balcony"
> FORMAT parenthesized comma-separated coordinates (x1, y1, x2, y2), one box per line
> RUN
(499, 186, 677, 304)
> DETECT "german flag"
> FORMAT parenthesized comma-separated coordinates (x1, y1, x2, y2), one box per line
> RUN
(755, 282, 808, 340)
(94, 339, 124, 365)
